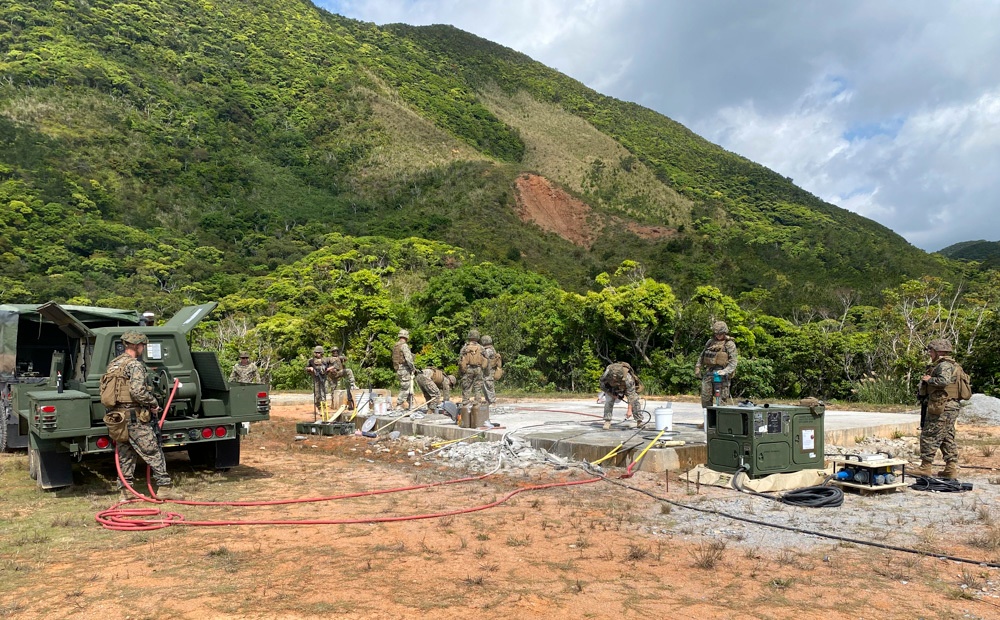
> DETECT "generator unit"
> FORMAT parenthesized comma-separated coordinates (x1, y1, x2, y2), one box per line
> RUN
(706, 403, 825, 478)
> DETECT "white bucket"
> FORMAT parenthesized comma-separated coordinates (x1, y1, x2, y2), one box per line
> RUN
(654, 406, 673, 431)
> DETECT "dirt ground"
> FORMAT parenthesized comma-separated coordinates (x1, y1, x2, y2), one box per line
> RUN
(2, 402, 1000, 620)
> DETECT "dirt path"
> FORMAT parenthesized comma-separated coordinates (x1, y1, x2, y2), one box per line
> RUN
(2, 403, 999, 619)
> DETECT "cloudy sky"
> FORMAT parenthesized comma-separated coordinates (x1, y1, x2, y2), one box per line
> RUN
(319, 0, 1000, 251)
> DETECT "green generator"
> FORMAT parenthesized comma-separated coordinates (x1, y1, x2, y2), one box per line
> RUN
(706, 403, 825, 478)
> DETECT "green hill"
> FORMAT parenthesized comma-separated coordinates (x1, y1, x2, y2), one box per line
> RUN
(0, 0, 947, 315)
(938, 240, 1000, 267)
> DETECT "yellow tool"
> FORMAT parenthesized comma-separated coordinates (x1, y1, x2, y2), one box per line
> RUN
(328, 404, 346, 422)
(591, 442, 626, 466)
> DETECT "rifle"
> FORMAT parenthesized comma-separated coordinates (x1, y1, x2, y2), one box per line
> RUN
(917, 364, 932, 430)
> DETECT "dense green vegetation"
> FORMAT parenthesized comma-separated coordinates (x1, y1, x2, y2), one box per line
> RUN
(2, 0, 998, 399)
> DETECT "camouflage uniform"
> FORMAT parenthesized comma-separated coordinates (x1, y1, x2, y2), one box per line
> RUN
(392, 331, 415, 409)
(229, 353, 261, 384)
(305, 347, 330, 416)
(415, 368, 453, 410)
(482, 336, 498, 405)
(105, 345, 170, 486)
(325, 348, 357, 394)
(600, 362, 642, 428)
(920, 354, 962, 470)
(696, 321, 738, 408)
(459, 330, 487, 403)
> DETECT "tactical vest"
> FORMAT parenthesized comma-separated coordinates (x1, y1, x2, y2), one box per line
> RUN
(926, 357, 969, 414)
(327, 356, 344, 374)
(392, 342, 408, 369)
(701, 339, 730, 368)
(430, 368, 445, 386)
(461, 342, 487, 369)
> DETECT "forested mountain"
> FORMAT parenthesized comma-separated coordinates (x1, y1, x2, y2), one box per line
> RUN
(3, 0, 997, 398)
(938, 240, 1000, 267)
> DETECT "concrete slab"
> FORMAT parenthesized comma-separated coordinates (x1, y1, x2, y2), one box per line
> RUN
(271, 394, 920, 473)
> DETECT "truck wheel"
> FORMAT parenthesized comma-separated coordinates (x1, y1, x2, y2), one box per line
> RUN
(0, 402, 8, 453)
(28, 446, 39, 481)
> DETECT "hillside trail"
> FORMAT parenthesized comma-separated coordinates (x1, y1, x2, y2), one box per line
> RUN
(3, 402, 999, 619)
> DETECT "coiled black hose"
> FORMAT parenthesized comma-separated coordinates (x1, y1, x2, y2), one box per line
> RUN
(910, 476, 973, 492)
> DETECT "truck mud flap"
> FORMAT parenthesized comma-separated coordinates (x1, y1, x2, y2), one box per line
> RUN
(187, 436, 241, 470)
(33, 447, 74, 489)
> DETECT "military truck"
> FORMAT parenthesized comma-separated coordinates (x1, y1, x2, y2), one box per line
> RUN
(0, 301, 270, 489)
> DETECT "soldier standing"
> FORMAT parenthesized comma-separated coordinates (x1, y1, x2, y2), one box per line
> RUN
(912, 339, 967, 479)
(599, 361, 643, 430)
(305, 345, 329, 418)
(481, 335, 500, 405)
(325, 346, 358, 410)
(392, 330, 415, 411)
(229, 351, 261, 384)
(695, 321, 738, 408)
(459, 330, 488, 404)
(414, 367, 455, 411)
(103, 330, 177, 497)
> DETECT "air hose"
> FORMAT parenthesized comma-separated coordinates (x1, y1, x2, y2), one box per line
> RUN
(910, 476, 973, 492)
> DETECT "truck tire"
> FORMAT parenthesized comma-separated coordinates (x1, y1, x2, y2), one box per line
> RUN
(0, 400, 8, 453)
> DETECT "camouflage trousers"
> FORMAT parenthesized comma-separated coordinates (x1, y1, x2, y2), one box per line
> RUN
(700, 373, 733, 408)
(461, 367, 486, 403)
(396, 367, 414, 407)
(414, 372, 441, 410)
(117, 421, 170, 485)
(327, 370, 358, 408)
(483, 375, 496, 404)
(311, 375, 327, 414)
(920, 403, 960, 464)
(603, 388, 641, 423)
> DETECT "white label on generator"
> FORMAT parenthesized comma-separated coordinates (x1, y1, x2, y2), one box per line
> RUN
(758, 425, 767, 433)
(802, 429, 815, 450)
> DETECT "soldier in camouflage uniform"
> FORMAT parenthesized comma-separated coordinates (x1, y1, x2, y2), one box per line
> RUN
(481, 335, 498, 405)
(912, 339, 966, 479)
(229, 351, 261, 384)
(392, 330, 415, 410)
(459, 330, 487, 404)
(326, 346, 358, 408)
(600, 361, 643, 430)
(103, 330, 175, 495)
(695, 321, 739, 408)
(305, 345, 330, 418)
(414, 368, 455, 411)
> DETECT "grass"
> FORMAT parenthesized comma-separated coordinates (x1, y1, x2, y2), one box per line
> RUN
(690, 540, 727, 569)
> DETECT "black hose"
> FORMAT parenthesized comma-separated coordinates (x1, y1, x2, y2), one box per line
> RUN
(910, 476, 973, 492)
(731, 468, 844, 507)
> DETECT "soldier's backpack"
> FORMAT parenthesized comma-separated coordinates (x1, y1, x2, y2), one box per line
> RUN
(99, 359, 128, 408)
(493, 352, 504, 380)
(459, 342, 487, 373)
(957, 366, 973, 400)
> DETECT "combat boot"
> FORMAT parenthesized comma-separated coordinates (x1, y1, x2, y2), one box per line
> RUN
(602, 420, 612, 431)
(909, 460, 934, 478)
(155, 484, 185, 501)
(937, 462, 958, 479)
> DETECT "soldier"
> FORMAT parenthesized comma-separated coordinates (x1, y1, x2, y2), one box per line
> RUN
(229, 351, 261, 384)
(305, 345, 329, 418)
(392, 329, 415, 410)
(325, 346, 358, 410)
(102, 330, 177, 497)
(459, 330, 488, 404)
(481, 335, 500, 405)
(911, 339, 968, 479)
(414, 367, 455, 411)
(599, 361, 643, 430)
(695, 321, 739, 408)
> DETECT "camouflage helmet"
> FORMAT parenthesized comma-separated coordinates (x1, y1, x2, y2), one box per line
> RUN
(712, 321, 729, 335)
(239, 351, 250, 358)
(447, 374, 457, 388)
(481, 335, 493, 346)
(467, 329, 481, 342)
(121, 330, 148, 345)
(313, 345, 324, 354)
(331, 346, 340, 353)
(927, 338, 953, 353)
(398, 329, 410, 339)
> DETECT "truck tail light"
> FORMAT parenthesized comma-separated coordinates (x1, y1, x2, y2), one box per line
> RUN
(96, 436, 111, 449)
(39, 405, 57, 413)
(215, 426, 227, 437)
(201, 427, 213, 439)
(257, 392, 268, 399)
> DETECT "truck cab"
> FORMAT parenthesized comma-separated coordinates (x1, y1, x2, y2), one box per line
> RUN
(1, 302, 270, 489)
